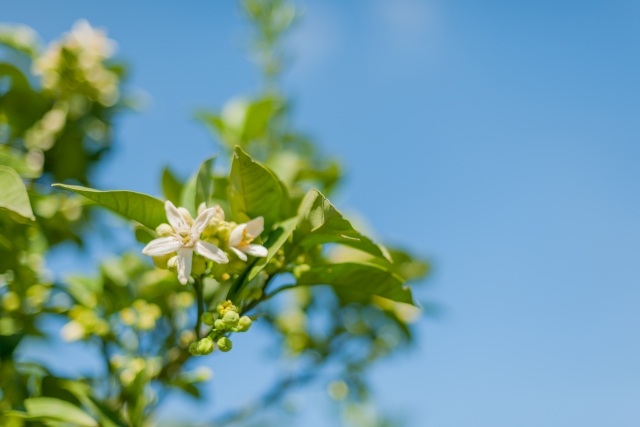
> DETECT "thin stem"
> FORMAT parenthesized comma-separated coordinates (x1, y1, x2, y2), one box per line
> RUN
(194, 276, 204, 339)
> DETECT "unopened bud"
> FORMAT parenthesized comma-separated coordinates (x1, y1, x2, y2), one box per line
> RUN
(236, 316, 252, 332)
(152, 252, 174, 269)
(293, 264, 311, 279)
(192, 256, 206, 275)
(196, 337, 215, 355)
(155, 223, 174, 237)
(214, 319, 226, 330)
(167, 256, 178, 273)
(188, 342, 199, 356)
(229, 260, 246, 274)
(201, 312, 215, 326)
(223, 310, 239, 327)
(217, 336, 232, 352)
(216, 224, 232, 242)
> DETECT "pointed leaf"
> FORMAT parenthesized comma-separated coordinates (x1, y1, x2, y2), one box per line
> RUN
(0, 165, 34, 219)
(180, 156, 216, 216)
(52, 184, 165, 229)
(297, 262, 414, 305)
(294, 189, 391, 261)
(229, 146, 282, 229)
(246, 216, 297, 282)
(0, 145, 40, 178)
(161, 166, 183, 205)
(25, 397, 98, 427)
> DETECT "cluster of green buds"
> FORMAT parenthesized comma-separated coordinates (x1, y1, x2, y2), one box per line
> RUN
(119, 299, 162, 331)
(60, 305, 109, 341)
(188, 300, 253, 356)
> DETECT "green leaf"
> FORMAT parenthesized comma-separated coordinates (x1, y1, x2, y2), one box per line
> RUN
(161, 166, 183, 205)
(229, 146, 283, 230)
(134, 226, 156, 245)
(180, 156, 216, 216)
(25, 397, 98, 427)
(0, 145, 40, 178)
(246, 216, 297, 282)
(297, 262, 414, 305)
(294, 189, 391, 262)
(0, 165, 34, 220)
(52, 184, 166, 229)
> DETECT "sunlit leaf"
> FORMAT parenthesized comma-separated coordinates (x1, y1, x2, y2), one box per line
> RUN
(247, 217, 297, 282)
(25, 397, 98, 427)
(296, 262, 414, 305)
(0, 145, 40, 178)
(180, 156, 216, 216)
(53, 184, 166, 229)
(229, 146, 282, 229)
(294, 189, 391, 261)
(0, 165, 34, 220)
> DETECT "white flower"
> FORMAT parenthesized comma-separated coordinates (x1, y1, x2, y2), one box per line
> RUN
(142, 201, 229, 285)
(227, 217, 268, 261)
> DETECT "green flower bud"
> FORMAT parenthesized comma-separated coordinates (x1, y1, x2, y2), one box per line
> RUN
(217, 336, 232, 352)
(293, 264, 311, 279)
(223, 310, 239, 327)
(216, 223, 232, 242)
(191, 255, 206, 276)
(216, 300, 237, 316)
(196, 337, 215, 355)
(214, 319, 227, 330)
(201, 312, 215, 326)
(236, 316, 252, 332)
(152, 252, 174, 269)
(155, 223, 174, 237)
(188, 342, 199, 356)
(167, 256, 178, 273)
(229, 259, 246, 274)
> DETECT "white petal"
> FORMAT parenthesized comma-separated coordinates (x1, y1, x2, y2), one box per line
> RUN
(165, 201, 189, 232)
(230, 246, 247, 261)
(177, 207, 194, 225)
(246, 216, 264, 237)
(213, 205, 225, 221)
(228, 224, 246, 247)
(192, 208, 215, 237)
(196, 241, 229, 264)
(176, 248, 193, 285)
(197, 202, 207, 216)
(142, 237, 180, 257)
(241, 244, 268, 258)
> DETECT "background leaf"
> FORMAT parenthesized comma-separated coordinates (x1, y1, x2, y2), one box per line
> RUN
(0, 165, 34, 219)
(294, 189, 391, 261)
(180, 156, 216, 216)
(296, 262, 414, 305)
(161, 166, 183, 205)
(229, 146, 282, 229)
(25, 397, 98, 426)
(53, 184, 165, 229)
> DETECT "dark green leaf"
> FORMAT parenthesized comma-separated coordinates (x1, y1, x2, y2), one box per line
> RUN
(53, 184, 166, 229)
(297, 262, 414, 305)
(229, 146, 282, 230)
(294, 189, 391, 261)
(180, 156, 216, 216)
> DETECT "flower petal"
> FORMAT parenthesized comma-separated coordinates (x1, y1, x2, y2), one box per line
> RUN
(196, 241, 229, 264)
(241, 244, 268, 258)
(192, 208, 215, 237)
(197, 202, 207, 216)
(228, 224, 246, 247)
(230, 246, 247, 261)
(246, 216, 264, 237)
(165, 201, 189, 232)
(176, 247, 193, 285)
(142, 237, 180, 257)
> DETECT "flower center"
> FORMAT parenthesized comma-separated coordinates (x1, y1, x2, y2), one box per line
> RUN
(178, 229, 196, 247)
(238, 229, 254, 247)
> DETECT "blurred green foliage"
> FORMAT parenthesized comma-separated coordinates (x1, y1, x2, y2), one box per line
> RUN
(0, 2, 431, 426)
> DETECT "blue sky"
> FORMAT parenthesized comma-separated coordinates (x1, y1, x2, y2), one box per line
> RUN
(5, 0, 640, 426)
